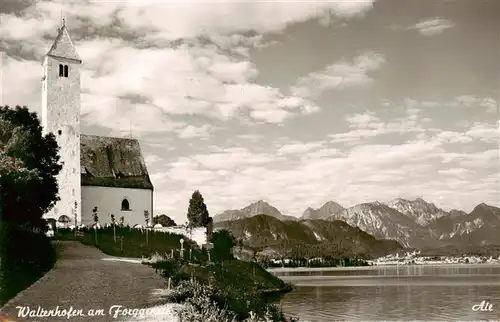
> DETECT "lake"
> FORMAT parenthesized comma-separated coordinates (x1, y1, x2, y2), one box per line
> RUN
(271, 264, 500, 321)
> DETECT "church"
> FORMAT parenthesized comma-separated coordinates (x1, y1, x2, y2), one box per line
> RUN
(41, 20, 154, 227)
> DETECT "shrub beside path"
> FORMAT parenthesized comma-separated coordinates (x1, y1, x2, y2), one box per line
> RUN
(0, 241, 180, 321)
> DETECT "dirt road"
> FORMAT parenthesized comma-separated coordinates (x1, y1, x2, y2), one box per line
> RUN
(0, 241, 178, 321)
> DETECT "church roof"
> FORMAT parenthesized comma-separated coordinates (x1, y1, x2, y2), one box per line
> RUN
(46, 21, 82, 63)
(80, 135, 154, 190)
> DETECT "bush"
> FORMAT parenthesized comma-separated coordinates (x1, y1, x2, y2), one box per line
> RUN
(0, 221, 56, 305)
(170, 279, 296, 322)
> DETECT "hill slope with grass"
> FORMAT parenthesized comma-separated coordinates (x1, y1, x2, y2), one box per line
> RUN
(215, 214, 402, 258)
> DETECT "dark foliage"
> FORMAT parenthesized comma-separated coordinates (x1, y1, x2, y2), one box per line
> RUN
(187, 190, 210, 227)
(212, 229, 235, 262)
(0, 105, 61, 224)
(0, 222, 56, 305)
(153, 214, 177, 227)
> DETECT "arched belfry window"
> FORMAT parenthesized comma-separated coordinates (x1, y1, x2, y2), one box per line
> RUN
(59, 64, 69, 78)
(121, 198, 130, 211)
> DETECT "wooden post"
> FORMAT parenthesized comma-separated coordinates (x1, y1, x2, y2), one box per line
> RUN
(168, 277, 171, 290)
(180, 238, 184, 259)
(171, 249, 174, 259)
(189, 248, 192, 261)
(120, 236, 123, 252)
(74, 201, 78, 237)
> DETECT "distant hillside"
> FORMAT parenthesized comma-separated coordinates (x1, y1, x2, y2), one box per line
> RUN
(213, 200, 297, 223)
(426, 203, 500, 246)
(327, 202, 432, 248)
(214, 214, 402, 259)
(301, 201, 344, 220)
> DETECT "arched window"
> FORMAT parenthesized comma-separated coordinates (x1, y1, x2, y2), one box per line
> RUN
(59, 64, 64, 77)
(121, 198, 130, 211)
(58, 215, 70, 223)
(64, 65, 69, 77)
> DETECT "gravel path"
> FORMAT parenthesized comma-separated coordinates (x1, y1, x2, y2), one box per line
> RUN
(0, 241, 181, 322)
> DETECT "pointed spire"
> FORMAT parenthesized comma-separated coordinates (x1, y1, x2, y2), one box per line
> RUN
(46, 18, 81, 63)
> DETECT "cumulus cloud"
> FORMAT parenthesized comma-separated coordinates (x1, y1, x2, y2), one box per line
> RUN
(276, 141, 327, 155)
(448, 95, 498, 113)
(291, 52, 385, 97)
(0, 0, 378, 129)
(328, 107, 428, 145)
(2, 1, 498, 224)
(154, 126, 498, 221)
(177, 124, 218, 140)
(410, 17, 455, 36)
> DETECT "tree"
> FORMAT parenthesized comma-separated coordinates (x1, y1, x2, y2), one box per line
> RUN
(153, 214, 176, 227)
(206, 217, 214, 243)
(212, 229, 235, 262)
(92, 206, 99, 244)
(110, 214, 116, 243)
(186, 190, 210, 227)
(0, 106, 61, 225)
(144, 210, 149, 244)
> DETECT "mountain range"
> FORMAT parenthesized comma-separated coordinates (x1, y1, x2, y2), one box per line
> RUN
(213, 199, 500, 249)
(214, 214, 402, 259)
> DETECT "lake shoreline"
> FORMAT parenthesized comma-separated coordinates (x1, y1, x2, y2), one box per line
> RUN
(267, 262, 497, 273)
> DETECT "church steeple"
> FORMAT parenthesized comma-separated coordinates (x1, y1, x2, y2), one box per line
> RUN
(46, 18, 81, 63)
(41, 18, 82, 225)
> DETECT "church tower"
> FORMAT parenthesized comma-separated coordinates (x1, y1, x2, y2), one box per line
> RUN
(41, 19, 82, 225)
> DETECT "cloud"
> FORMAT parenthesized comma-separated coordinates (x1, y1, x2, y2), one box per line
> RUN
(0, 1, 378, 131)
(153, 128, 498, 221)
(410, 17, 455, 36)
(291, 52, 385, 97)
(276, 141, 327, 155)
(145, 102, 499, 221)
(328, 106, 428, 145)
(144, 154, 162, 166)
(437, 167, 473, 178)
(465, 122, 499, 143)
(447, 95, 498, 113)
(2, 1, 498, 225)
(176, 124, 218, 140)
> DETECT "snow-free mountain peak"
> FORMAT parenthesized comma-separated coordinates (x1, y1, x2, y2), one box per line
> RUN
(214, 200, 297, 223)
(301, 201, 344, 220)
(388, 197, 447, 225)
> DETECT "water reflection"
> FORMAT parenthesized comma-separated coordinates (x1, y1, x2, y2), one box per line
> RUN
(278, 265, 500, 321)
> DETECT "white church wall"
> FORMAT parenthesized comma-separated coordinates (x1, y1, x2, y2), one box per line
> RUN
(155, 226, 208, 247)
(81, 186, 152, 227)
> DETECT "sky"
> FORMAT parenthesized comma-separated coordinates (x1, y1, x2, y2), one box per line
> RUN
(0, 0, 499, 225)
